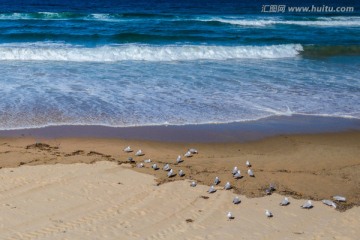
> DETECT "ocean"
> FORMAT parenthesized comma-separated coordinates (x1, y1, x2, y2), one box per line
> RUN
(0, 0, 359, 130)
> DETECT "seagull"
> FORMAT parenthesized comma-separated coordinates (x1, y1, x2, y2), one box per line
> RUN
(152, 163, 159, 170)
(135, 150, 144, 156)
(265, 188, 272, 195)
(167, 169, 175, 177)
(233, 196, 241, 204)
(301, 200, 313, 209)
(176, 155, 183, 163)
(214, 176, 220, 185)
(224, 182, 231, 190)
(322, 200, 337, 208)
(227, 211, 234, 220)
(234, 170, 242, 179)
(184, 151, 192, 158)
(123, 146, 132, 152)
(208, 185, 216, 193)
(269, 183, 276, 191)
(333, 196, 346, 202)
(247, 169, 254, 177)
(128, 157, 135, 163)
(163, 164, 170, 171)
(137, 163, 144, 168)
(179, 169, 185, 177)
(280, 197, 290, 206)
(246, 160, 251, 167)
(190, 181, 197, 187)
(189, 148, 198, 154)
(265, 209, 273, 218)
(232, 166, 238, 175)
(144, 159, 151, 163)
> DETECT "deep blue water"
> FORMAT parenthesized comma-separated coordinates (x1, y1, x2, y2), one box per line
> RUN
(0, 0, 359, 129)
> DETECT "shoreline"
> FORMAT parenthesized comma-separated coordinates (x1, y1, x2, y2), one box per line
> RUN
(1, 130, 359, 211)
(1, 115, 360, 142)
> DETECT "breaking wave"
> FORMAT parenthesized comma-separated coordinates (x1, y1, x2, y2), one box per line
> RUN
(0, 43, 303, 61)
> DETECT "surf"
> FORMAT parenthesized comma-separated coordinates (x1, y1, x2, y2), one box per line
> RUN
(0, 43, 303, 61)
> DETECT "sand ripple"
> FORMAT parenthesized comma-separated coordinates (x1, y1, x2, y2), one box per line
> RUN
(0, 162, 359, 239)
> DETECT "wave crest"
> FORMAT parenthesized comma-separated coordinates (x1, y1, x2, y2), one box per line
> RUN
(206, 17, 360, 27)
(0, 43, 303, 62)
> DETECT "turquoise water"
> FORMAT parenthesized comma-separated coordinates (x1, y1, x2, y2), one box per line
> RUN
(0, 0, 359, 129)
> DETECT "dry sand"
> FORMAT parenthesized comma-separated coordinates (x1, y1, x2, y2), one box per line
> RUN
(0, 161, 358, 240)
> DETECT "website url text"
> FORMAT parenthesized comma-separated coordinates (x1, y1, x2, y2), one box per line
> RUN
(261, 5, 354, 13)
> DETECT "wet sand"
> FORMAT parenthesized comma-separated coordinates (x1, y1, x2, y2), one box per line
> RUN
(2, 115, 360, 142)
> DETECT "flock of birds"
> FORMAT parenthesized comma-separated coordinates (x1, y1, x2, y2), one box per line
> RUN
(123, 146, 347, 220)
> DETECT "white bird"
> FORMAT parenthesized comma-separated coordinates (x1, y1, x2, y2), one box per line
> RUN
(322, 200, 337, 208)
(214, 176, 220, 185)
(152, 163, 158, 170)
(179, 169, 185, 177)
(163, 164, 170, 171)
(189, 148, 198, 154)
(280, 197, 290, 206)
(190, 181, 197, 187)
(269, 183, 276, 191)
(232, 166, 238, 175)
(123, 146, 132, 152)
(333, 195, 346, 202)
(227, 211, 234, 220)
(265, 188, 272, 195)
(234, 170, 242, 179)
(224, 182, 231, 190)
(144, 159, 151, 163)
(208, 185, 216, 193)
(246, 160, 251, 167)
(137, 163, 144, 168)
(176, 155, 183, 163)
(184, 151, 192, 157)
(135, 150, 144, 156)
(265, 209, 273, 218)
(233, 196, 241, 204)
(167, 169, 175, 177)
(301, 200, 313, 209)
(247, 169, 254, 177)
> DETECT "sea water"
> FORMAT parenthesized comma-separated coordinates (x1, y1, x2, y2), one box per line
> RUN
(0, 0, 359, 129)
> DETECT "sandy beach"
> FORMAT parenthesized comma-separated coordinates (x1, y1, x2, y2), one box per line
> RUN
(0, 161, 359, 240)
(1, 0, 359, 238)
(0, 130, 359, 239)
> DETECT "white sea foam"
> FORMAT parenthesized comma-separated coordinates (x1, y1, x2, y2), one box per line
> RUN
(0, 12, 76, 20)
(0, 43, 303, 62)
(1, 12, 359, 27)
(0, 13, 30, 20)
(88, 13, 124, 22)
(205, 18, 278, 27)
(90, 13, 112, 19)
(203, 16, 360, 27)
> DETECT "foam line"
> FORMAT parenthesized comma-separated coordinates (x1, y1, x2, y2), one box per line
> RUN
(0, 43, 303, 61)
